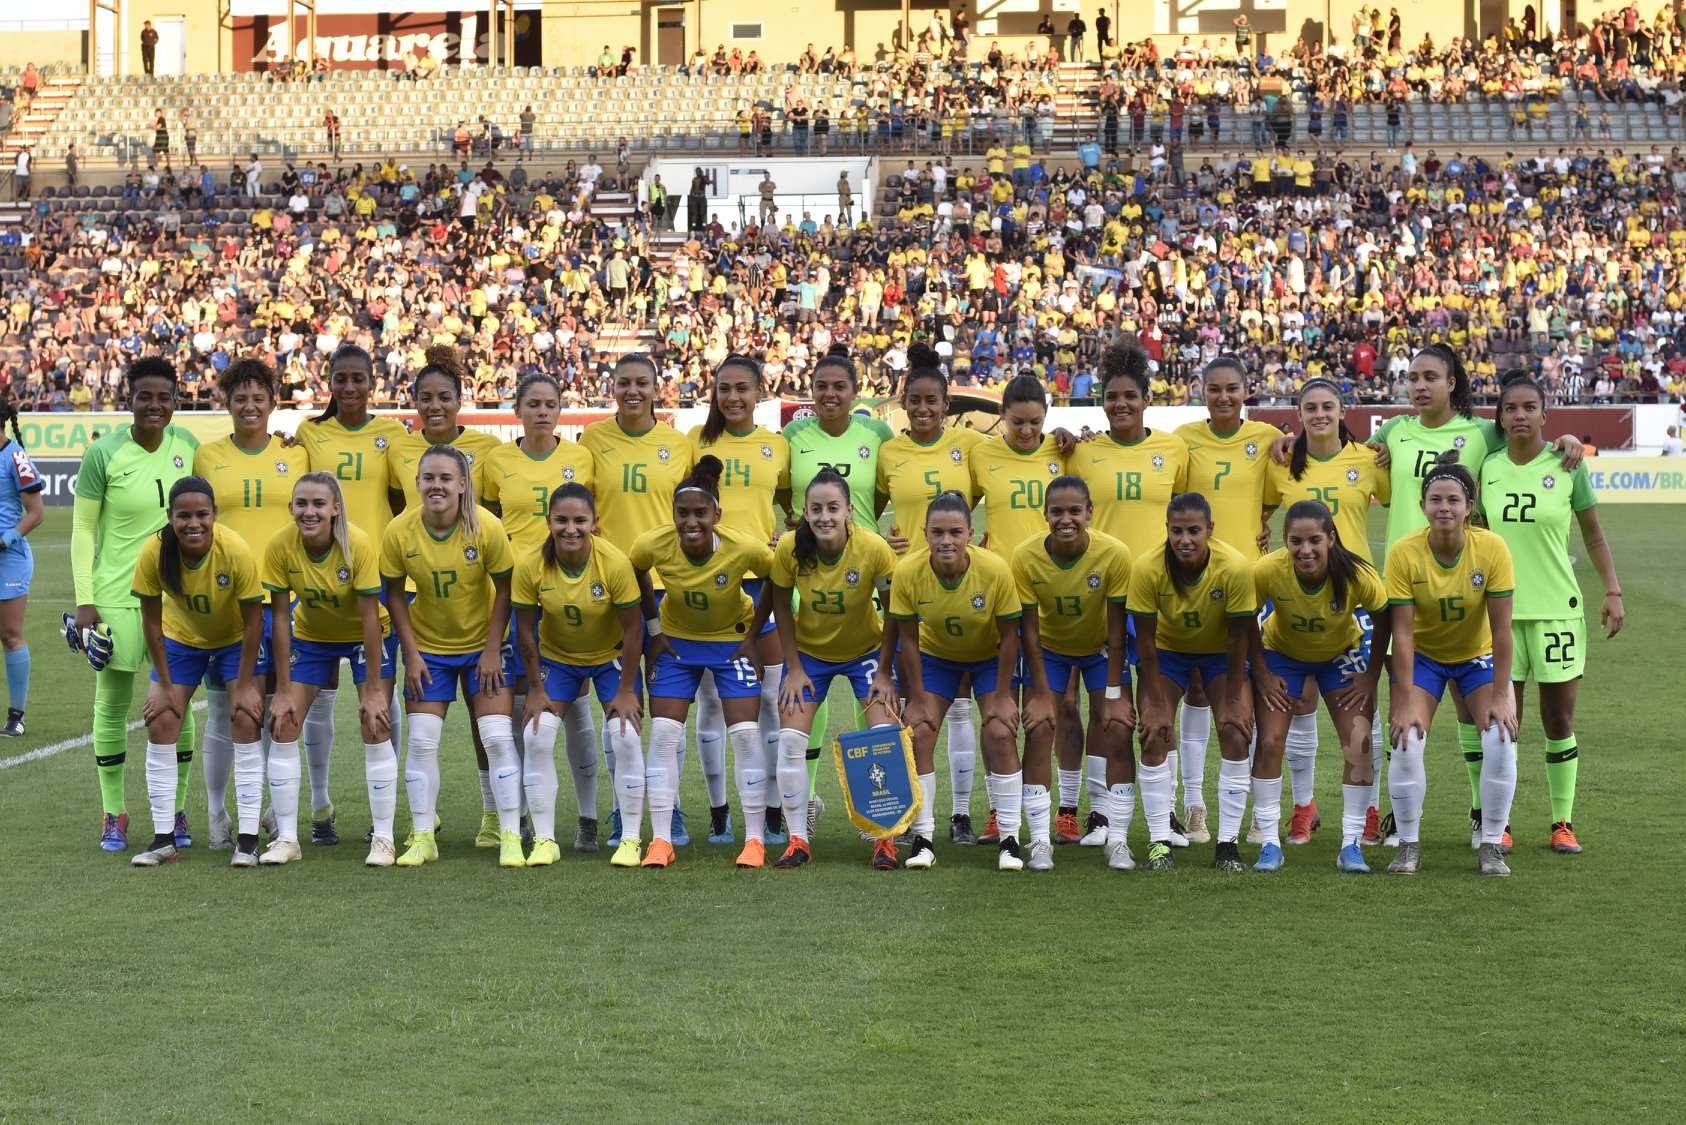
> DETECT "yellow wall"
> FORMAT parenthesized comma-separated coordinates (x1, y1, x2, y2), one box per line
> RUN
(0, 30, 86, 70)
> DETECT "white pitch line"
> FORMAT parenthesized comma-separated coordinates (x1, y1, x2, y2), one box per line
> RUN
(0, 699, 209, 771)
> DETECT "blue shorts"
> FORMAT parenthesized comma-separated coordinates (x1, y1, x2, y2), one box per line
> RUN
(1412, 653, 1495, 702)
(1262, 646, 1367, 699)
(503, 614, 542, 682)
(291, 633, 399, 686)
(919, 652, 1001, 700)
(1043, 648, 1122, 694)
(743, 577, 776, 635)
(0, 537, 33, 600)
(795, 649, 884, 704)
(154, 636, 244, 688)
(405, 649, 493, 703)
(1154, 650, 1231, 693)
(1125, 616, 1138, 666)
(650, 637, 761, 700)
(539, 655, 641, 705)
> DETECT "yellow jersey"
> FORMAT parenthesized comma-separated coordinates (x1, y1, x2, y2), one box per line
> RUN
(876, 428, 985, 550)
(262, 524, 390, 644)
(888, 545, 1021, 665)
(387, 427, 501, 510)
(768, 527, 897, 662)
(193, 435, 300, 554)
(480, 438, 596, 555)
(1127, 538, 1258, 655)
(511, 539, 641, 667)
(969, 435, 1067, 563)
(629, 524, 773, 643)
(1384, 527, 1514, 665)
(378, 506, 514, 655)
(1263, 442, 1391, 564)
(295, 414, 409, 539)
(1174, 418, 1280, 558)
(1066, 430, 1190, 559)
(584, 418, 695, 577)
(1255, 549, 1386, 663)
(131, 524, 265, 650)
(688, 425, 790, 549)
(1011, 530, 1133, 658)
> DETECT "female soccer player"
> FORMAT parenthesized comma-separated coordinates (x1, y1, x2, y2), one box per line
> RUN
(1129, 493, 1258, 873)
(630, 456, 774, 869)
(1012, 477, 1134, 872)
(1479, 373, 1622, 855)
(513, 483, 645, 868)
(1384, 455, 1518, 877)
(584, 353, 695, 846)
(130, 478, 266, 867)
(379, 445, 520, 869)
(755, 470, 898, 868)
(0, 399, 43, 738)
(263, 474, 397, 867)
(71, 357, 202, 852)
(690, 355, 790, 846)
(1251, 501, 1391, 874)
(884, 491, 1024, 872)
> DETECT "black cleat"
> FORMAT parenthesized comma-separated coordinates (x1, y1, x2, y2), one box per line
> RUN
(949, 813, 977, 845)
(0, 708, 23, 737)
(311, 807, 340, 846)
(1213, 840, 1246, 873)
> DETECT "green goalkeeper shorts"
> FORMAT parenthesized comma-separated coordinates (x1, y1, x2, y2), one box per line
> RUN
(95, 603, 149, 675)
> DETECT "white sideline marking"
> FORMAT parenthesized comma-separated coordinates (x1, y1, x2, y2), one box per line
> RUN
(0, 699, 209, 771)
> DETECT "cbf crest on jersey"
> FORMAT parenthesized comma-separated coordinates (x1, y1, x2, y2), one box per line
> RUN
(590, 582, 606, 600)
(658, 447, 672, 461)
(844, 568, 861, 587)
(1047, 461, 1060, 475)
(714, 573, 730, 587)
(1244, 442, 1259, 458)
(1210, 588, 1225, 601)
(336, 566, 351, 582)
(464, 546, 479, 563)
(1346, 468, 1360, 483)
(1472, 571, 1486, 589)
(1453, 435, 1467, 449)
(761, 445, 775, 459)
(950, 448, 964, 463)
(216, 572, 231, 588)
(970, 593, 986, 611)
(1087, 574, 1101, 590)
(1152, 454, 1165, 469)
(173, 455, 185, 469)
(562, 466, 577, 482)
(1542, 474, 1557, 490)
(374, 436, 389, 450)
(276, 460, 291, 475)
(858, 445, 872, 460)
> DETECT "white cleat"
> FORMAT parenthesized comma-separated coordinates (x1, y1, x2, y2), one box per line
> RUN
(1182, 805, 1211, 845)
(365, 836, 397, 868)
(1025, 840, 1054, 871)
(903, 836, 936, 869)
(1078, 818, 1109, 847)
(997, 838, 1025, 872)
(258, 837, 303, 866)
(1105, 839, 1136, 870)
(131, 843, 179, 867)
(1246, 818, 1265, 845)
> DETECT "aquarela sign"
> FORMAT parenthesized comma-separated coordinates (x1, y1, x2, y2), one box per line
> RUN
(232, 10, 542, 72)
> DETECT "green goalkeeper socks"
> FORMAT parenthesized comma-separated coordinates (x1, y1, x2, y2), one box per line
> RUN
(174, 705, 196, 812)
(93, 669, 135, 815)
(1545, 735, 1579, 822)
(1458, 722, 1483, 810)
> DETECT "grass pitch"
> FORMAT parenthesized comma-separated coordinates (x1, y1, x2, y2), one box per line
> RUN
(2, 506, 1683, 1122)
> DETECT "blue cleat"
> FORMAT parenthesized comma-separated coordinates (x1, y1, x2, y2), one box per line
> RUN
(606, 808, 624, 848)
(1336, 843, 1372, 873)
(763, 822, 789, 847)
(100, 812, 129, 852)
(173, 810, 193, 849)
(670, 808, 690, 848)
(706, 805, 735, 845)
(1253, 843, 1284, 872)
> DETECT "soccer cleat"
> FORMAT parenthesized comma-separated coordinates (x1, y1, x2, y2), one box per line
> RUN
(1054, 810, 1082, 845)
(1183, 805, 1211, 844)
(1168, 810, 1191, 848)
(1144, 841, 1175, 871)
(1379, 810, 1400, 847)
(396, 830, 438, 867)
(806, 793, 826, 839)
(1026, 839, 1054, 871)
(0, 707, 24, 737)
(258, 838, 302, 866)
(606, 808, 624, 848)
(903, 835, 937, 869)
(1550, 820, 1583, 854)
(311, 805, 340, 846)
(261, 808, 278, 842)
(1253, 843, 1285, 872)
(527, 838, 562, 867)
(610, 839, 643, 868)
(475, 811, 501, 848)
(1360, 806, 1383, 847)
(871, 838, 900, 870)
(229, 846, 259, 868)
(520, 815, 535, 852)
(1477, 842, 1511, 877)
(1500, 827, 1514, 855)
(401, 815, 442, 850)
(670, 809, 691, 847)
(574, 817, 600, 854)
(998, 837, 1025, 872)
(365, 836, 396, 867)
(498, 830, 527, 868)
(1336, 843, 1372, 873)
(949, 813, 978, 845)
(1246, 819, 1264, 846)
(207, 810, 233, 851)
(99, 812, 129, 852)
(977, 810, 1001, 845)
(131, 841, 179, 867)
(172, 811, 193, 849)
(1213, 841, 1246, 873)
(1387, 841, 1422, 875)
(763, 807, 788, 846)
(1286, 802, 1320, 845)
(735, 838, 766, 868)
(1079, 812, 1110, 847)
(707, 805, 736, 845)
(775, 838, 811, 868)
(1471, 809, 1514, 854)
(640, 839, 675, 868)
(1105, 839, 1136, 870)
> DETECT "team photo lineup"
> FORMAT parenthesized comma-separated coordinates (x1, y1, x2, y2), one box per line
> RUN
(30, 334, 1620, 878)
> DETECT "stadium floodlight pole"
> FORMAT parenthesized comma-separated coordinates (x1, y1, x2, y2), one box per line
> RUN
(87, 0, 120, 77)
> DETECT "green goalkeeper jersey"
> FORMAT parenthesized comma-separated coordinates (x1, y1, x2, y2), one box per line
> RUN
(74, 424, 202, 607)
(1478, 447, 1597, 620)
(1373, 412, 1502, 563)
(782, 412, 895, 531)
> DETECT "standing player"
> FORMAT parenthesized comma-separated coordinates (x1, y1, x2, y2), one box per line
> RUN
(1384, 455, 1518, 877)
(0, 399, 43, 737)
(70, 357, 201, 852)
(1480, 373, 1623, 855)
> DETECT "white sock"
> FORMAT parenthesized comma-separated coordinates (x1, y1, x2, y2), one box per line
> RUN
(404, 712, 444, 831)
(478, 769, 496, 813)
(1367, 710, 1385, 810)
(646, 717, 685, 843)
(233, 739, 264, 837)
(1085, 754, 1109, 815)
(610, 721, 645, 841)
(523, 711, 561, 842)
(1388, 728, 1427, 843)
(1217, 758, 1252, 843)
(146, 741, 179, 835)
(267, 738, 302, 842)
(1251, 775, 1283, 847)
(1024, 782, 1052, 844)
(259, 693, 274, 778)
(729, 721, 768, 840)
(511, 694, 529, 821)
(1166, 748, 1180, 807)
(1139, 760, 1174, 842)
(1057, 767, 1081, 810)
(478, 713, 521, 832)
(202, 688, 232, 819)
(389, 694, 405, 761)
(303, 688, 337, 813)
(562, 704, 598, 822)
(1341, 783, 1369, 848)
(1286, 710, 1319, 808)
(364, 740, 398, 839)
(1179, 703, 1211, 809)
(777, 728, 811, 843)
(945, 697, 977, 815)
(1478, 723, 1517, 845)
(915, 772, 937, 838)
(1109, 782, 1136, 838)
(600, 721, 618, 787)
(696, 676, 728, 809)
(758, 664, 783, 814)
(993, 770, 1023, 837)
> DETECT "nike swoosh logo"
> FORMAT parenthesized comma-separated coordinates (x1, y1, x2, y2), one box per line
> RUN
(597, 448, 615, 455)
(503, 472, 518, 479)
(405, 551, 420, 559)
(116, 468, 139, 479)
(917, 598, 933, 604)
(212, 464, 228, 471)
(988, 465, 1003, 473)
(372, 782, 392, 791)
(496, 770, 519, 780)
(1412, 579, 1427, 585)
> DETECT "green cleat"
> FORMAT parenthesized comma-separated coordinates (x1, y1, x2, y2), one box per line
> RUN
(475, 811, 501, 848)
(526, 838, 561, 867)
(396, 830, 438, 867)
(610, 839, 643, 868)
(498, 829, 527, 868)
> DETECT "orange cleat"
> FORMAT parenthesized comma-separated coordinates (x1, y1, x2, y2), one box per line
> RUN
(1285, 801, 1321, 845)
(1054, 811, 1082, 845)
(977, 810, 1001, 845)
(775, 838, 812, 868)
(1360, 806, 1382, 847)
(641, 839, 676, 868)
(735, 838, 766, 868)
(1549, 820, 1582, 854)
(871, 837, 899, 870)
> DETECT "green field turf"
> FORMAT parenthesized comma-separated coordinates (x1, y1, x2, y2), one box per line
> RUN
(2, 506, 1683, 1122)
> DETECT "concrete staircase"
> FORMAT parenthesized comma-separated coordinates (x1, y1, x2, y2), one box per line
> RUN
(4, 74, 83, 160)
